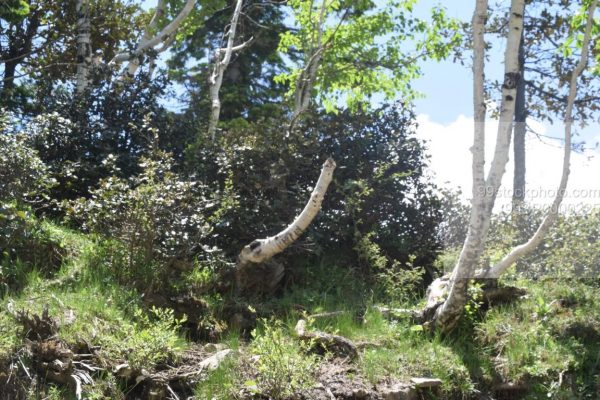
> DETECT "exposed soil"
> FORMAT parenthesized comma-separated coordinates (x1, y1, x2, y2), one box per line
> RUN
(304, 360, 380, 399)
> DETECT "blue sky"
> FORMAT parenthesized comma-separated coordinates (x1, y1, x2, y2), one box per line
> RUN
(412, 0, 476, 122)
(410, 1, 599, 148)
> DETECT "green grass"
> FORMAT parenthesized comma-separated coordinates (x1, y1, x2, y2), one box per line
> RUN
(0, 220, 189, 397)
(3, 218, 600, 399)
(233, 266, 600, 398)
(194, 357, 239, 400)
(475, 278, 600, 398)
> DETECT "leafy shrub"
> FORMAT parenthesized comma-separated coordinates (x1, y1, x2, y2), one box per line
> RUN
(517, 209, 600, 279)
(438, 199, 600, 280)
(0, 111, 53, 203)
(249, 321, 317, 399)
(25, 75, 174, 202)
(124, 306, 187, 369)
(0, 204, 65, 292)
(186, 103, 442, 279)
(479, 207, 600, 279)
(354, 233, 425, 302)
(67, 134, 218, 287)
(437, 188, 470, 248)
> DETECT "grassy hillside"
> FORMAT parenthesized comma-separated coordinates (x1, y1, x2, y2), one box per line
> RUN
(1, 216, 599, 399)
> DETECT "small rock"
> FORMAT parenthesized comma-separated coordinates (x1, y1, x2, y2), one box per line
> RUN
(380, 384, 417, 400)
(410, 377, 442, 388)
(61, 309, 76, 326)
(199, 349, 233, 371)
(249, 354, 260, 363)
(203, 343, 227, 353)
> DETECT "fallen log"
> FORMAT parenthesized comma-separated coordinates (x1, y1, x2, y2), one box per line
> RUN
(294, 319, 358, 359)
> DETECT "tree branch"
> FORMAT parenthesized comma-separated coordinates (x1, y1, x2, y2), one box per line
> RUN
(109, 0, 195, 76)
(292, 0, 328, 120)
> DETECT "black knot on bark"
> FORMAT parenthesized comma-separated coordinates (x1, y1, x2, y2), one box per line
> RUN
(505, 95, 514, 101)
(502, 72, 520, 90)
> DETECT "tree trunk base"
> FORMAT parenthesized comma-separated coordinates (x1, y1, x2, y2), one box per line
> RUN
(418, 278, 528, 329)
(234, 259, 285, 295)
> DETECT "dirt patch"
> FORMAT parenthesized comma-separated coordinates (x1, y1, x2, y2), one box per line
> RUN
(303, 359, 380, 399)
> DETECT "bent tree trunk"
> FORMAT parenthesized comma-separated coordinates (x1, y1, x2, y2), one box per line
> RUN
(235, 158, 336, 293)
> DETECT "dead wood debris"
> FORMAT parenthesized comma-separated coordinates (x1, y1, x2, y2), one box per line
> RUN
(295, 319, 358, 359)
(374, 306, 419, 320)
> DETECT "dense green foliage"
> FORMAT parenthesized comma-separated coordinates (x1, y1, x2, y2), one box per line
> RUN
(26, 76, 172, 201)
(186, 105, 441, 273)
(277, 0, 463, 111)
(0, 127, 52, 203)
(66, 142, 216, 288)
(1, 0, 599, 399)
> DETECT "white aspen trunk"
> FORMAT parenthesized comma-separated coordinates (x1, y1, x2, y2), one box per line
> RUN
(207, 0, 244, 140)
(290, 49, 324, 124)
(207, 81, 222, 139)
(75, 0, 91, 95)
(290, 0, 327, 128)
(423, 0, 490, 325)
(428, 0, 525, 331)
(109, 0, 195, 73)
(483, 0, 597, 279)
(235, 158, 336, 289)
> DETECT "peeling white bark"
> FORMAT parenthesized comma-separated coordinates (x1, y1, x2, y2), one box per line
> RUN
(237, 158, 336, 269)
(109, 0, 195, 76)
(207, 0, 247, 140)
(483, 0, 598, 279)
(75, 0, 91, 94)
(431, 0, 525, 330)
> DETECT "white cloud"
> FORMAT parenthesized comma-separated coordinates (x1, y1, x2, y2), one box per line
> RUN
(416, 114, 600, 213)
